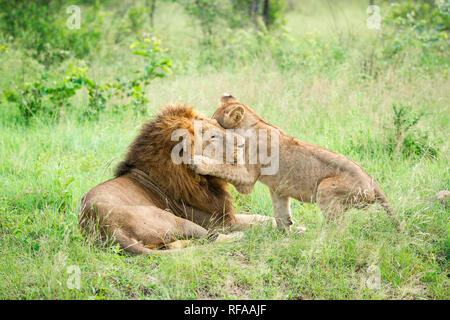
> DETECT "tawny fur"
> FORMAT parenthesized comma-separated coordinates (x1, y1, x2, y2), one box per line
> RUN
(79, 104, 274, 254)
(114, 105, 236, 222)
(191, 95, 401, 231)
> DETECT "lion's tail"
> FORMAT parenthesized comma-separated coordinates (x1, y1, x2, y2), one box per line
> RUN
(374, 184, 402, 231)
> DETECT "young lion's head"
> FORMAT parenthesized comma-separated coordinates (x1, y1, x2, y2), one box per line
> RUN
(213, 94, 285, 135)
(211, 94, 246, 129)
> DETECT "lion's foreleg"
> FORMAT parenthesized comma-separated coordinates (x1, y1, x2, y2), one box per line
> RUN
(113, 229, 187, 254)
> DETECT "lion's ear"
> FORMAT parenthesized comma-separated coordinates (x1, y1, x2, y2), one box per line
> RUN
(220, 93, 238, 105)
(228, 105, 245, 125)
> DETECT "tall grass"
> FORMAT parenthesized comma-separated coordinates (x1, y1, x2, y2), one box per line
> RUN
(0, 0, 448, 299)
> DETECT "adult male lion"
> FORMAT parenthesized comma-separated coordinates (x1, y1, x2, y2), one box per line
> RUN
(190, 95, 401, 231)
(79, 104, 274, 254)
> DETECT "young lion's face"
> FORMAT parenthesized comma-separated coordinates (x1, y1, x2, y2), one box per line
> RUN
(211, 95, 246, 129)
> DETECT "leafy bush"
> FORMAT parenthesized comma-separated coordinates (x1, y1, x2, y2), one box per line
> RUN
(387, 0, 449, 32)
(4, 81, 45, 122)
(0, 1, 102, 66)
(351, 1, 450, 80)
(387, 104, 439, 159)
(127, 5, 148, 33)
(3, 37, 172, 122)
(382, 0, 449, 66)
(350, 104, 439, 160)
(3, 68, 84, 122)
(114, 37, 173, 115)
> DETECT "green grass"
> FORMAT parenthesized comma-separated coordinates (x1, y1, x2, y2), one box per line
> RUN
(0, 0, 448, 299)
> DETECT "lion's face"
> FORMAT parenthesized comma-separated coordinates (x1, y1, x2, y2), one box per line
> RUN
(191, 118, 245, 165)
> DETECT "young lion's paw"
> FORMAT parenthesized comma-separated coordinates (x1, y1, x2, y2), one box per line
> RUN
(189, 155, 211, 175)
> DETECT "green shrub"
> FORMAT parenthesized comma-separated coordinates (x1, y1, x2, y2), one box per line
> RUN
(3, 66, 87, 122)
(127, 5, 147, 33)
(0, 1, 102, 66)
(387, 0, 449, 32)
(387, 104, 439, 159)
(3, 36, 172, 122)
(350, 104, 439, 160)
(4, 81, 45, 122)
(382, 0, 449, 67)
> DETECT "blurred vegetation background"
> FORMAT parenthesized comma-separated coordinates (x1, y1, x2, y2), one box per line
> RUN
(0, 0, 448, 299)
(0, 0, 448, 123)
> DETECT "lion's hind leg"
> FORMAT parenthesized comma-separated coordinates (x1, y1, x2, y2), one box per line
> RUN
(113, 228, 186, 254)
(108, 205, 210, 254)
(121, 206, 247, 253)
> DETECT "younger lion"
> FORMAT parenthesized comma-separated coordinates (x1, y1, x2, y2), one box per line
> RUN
(191, 95, 401, 231)
(80, 104, 273, 254)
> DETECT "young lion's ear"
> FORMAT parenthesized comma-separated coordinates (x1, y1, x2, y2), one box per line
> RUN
(228, 105, 245, 125)
(220, 93, 238, 105)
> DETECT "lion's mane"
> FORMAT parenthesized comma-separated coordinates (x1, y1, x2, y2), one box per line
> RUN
(115, 104, 235, 223)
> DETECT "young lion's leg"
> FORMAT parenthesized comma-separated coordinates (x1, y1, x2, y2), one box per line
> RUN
(190, 155, 257, 186)
(270, 191, 294, 231)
